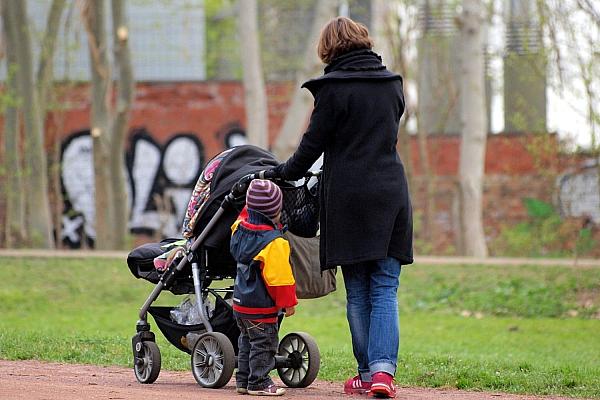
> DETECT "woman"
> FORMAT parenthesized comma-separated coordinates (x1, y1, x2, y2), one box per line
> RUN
(271, 16, 413, 399)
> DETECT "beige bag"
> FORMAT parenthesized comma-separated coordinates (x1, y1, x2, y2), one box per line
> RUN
(284, 232, 337, 299)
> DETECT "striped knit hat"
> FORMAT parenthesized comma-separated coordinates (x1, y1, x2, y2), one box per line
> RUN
(246, 179, 283, 220)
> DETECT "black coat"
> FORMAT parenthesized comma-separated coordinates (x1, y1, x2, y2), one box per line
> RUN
(275, 49, 413, 269)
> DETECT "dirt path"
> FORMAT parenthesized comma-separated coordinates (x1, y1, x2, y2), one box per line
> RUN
(0, 360, 591, 400)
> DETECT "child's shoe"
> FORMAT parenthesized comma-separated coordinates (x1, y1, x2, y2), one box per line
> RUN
(369, 372, 396, 398)
(247, 384, 286, 396)
(236, 387, 249, 394)
(344, 375, 371, 395)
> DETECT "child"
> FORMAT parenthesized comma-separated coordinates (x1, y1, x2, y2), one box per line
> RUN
(230, 179, 297, 396)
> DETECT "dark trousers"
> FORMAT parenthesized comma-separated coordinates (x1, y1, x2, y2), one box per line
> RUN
(235, 317, 279, 391)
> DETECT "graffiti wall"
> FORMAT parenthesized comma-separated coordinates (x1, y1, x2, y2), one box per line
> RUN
(60, 126, 248, 248)
(558, 164, 600, 224)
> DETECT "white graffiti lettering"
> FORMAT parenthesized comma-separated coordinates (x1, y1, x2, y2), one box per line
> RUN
(60, 128, 243, 247)
(558, 164, 600, 223)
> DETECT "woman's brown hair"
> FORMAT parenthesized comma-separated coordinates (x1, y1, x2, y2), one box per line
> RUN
(317, 16, 374, 64)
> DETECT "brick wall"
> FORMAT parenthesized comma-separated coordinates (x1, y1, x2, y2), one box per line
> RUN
(407, 134, 596, 254)
(49, 81, 294, 158)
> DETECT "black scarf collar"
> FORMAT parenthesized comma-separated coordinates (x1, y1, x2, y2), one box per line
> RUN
(324, 49, 387, 74)
(302, 49, 401, 93)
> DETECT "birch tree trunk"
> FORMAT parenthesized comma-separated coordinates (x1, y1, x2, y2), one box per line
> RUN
(238, 0, 268, 149)
(81, 0, 115, 250)
(374, 0, 416, 185)
(1, 1, 26, 246)
(7, 0, 55, 248)
(110, 0, 135, 249)
(370, 0, 394, 69)
(457, 0, 488, 257)
(272, 0, 337, 160)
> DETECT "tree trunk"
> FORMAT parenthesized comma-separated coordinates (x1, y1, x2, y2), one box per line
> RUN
(376, 0, 433, 243)
(417, 123, 435, 240)
(37, 0, 66, 109)
(81, 0, 115, 250)
(272, 0, 337, 160)
(7, 0, 55, 248)
(48, 117, 65, 250)
(0, 1, 26, 247)
(238, 0, 268, 149)
(370, 0, 394, 68)
(37, 0, 67, 250)
(457, 0, 488, 257)
(110, 0, 135, 249)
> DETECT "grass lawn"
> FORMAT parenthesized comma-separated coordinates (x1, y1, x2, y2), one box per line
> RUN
(0, 257, 599, 397)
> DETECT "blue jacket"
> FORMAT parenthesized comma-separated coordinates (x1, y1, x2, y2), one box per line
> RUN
(230, 208, 297, 322)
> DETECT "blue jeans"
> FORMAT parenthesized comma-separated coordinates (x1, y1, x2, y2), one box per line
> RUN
(341, 256, 401, 382)
(235, 318, 279, 391)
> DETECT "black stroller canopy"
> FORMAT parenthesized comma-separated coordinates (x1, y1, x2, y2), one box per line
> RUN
(208, 145, 279, 209)
(189, 145, 280, 247)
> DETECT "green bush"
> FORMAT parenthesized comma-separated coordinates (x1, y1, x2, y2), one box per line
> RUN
(491, 198, 597, 258)
(413, 210, 435, 255)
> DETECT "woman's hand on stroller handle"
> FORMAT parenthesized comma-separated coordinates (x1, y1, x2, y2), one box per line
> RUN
(230, 169, 321, 198)
(259, 169, 321, 180)
(303, 170, 321, 178)
(254, 168, 321, 181)
(231, 175, 253, 198)
(230, 172, 268, 199)
(258, 169, 278, 179)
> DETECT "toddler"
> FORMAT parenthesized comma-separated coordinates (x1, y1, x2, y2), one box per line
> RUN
(230, 179, 297, 396)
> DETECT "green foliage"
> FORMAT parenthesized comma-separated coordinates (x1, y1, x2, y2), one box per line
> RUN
(492, 198, 598, 258)
(576, 227, 596, 255)
(1, 257, 599, 397)
(258, 0, 317, 80)
(205, 0, 373, 81)
(523, 197, 554, 218)
(205, 0, 242, 80)
(0, 64, 21, 111)
(412, 209, 434, 255)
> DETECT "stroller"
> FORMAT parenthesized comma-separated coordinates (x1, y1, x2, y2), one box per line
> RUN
(127, 145, 321, 389)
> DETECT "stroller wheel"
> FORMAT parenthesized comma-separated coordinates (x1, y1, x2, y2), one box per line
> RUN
(133, 341, 161, 384)
(191, 332, 235, 388)
(277, 332, 320, 388)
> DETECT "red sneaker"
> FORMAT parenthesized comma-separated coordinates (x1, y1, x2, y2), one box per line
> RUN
(369, 372, 396, 398)
(344, 375, 371, 395)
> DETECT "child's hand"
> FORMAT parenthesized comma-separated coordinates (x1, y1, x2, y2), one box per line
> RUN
(284, 306, 295, 317)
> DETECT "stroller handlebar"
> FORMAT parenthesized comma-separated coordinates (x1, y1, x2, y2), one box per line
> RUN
(257, 169, 322, 180)
(229, 169, 321, 199)
(301, 170, 322, 178)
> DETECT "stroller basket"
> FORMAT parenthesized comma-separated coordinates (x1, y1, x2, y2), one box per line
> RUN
(147, 291, 239, 354)
(281, 179, 320, 238)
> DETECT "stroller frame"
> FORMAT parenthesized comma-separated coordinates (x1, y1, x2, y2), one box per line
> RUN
(131, 170, 321, 389)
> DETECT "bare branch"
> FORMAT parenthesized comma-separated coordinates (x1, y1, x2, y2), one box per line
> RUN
(78, 0, 110, 83)
(36, 0, 67, 106)
(576, 0, 600, 25)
